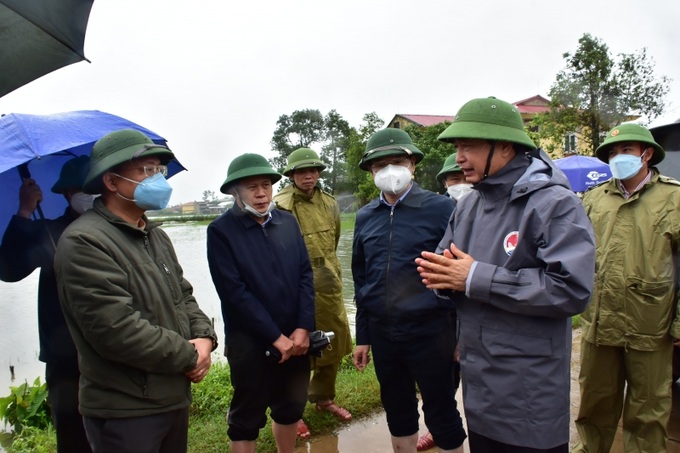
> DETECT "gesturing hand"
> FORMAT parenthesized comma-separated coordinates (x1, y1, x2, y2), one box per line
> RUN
(415, 243, 474, 292)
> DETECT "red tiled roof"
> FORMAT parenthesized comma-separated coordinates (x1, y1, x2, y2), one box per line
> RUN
(515, 104, 550, 114)
(396, 114, 455, 127)
(513, 95, 551, 114)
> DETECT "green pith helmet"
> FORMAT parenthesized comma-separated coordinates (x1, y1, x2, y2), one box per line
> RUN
(436, 153, 462, 184)
(437, 97, 537, 150)
(83, 129, 174, 194)
(220, 153, 282, 194)
(595, 123, 665, 166)
(283, 147, 326, 176)
(359, 128, 424, 171)
(51, 155, 90, 194)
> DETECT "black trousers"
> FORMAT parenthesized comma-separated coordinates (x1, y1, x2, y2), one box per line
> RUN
(83, 408, 189, 453)
(45, 362, 92, 453)
(468, 431, 568, 453)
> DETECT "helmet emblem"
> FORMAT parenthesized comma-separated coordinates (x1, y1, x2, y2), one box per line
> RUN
(611, 129, 620, 137)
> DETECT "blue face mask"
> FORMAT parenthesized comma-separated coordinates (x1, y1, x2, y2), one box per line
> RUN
(115, 172, 173, 210)
(609, 151, 646, 181)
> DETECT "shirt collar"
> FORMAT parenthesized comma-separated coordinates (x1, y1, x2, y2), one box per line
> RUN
(379, 182, 413, 207)
(617, 169, 653, 199)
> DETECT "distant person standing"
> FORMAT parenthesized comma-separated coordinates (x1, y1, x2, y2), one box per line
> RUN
(0, 155, 94, 453)
(574, 123, 680, 453)
(438, 152, 473, 201)
(352, 128, 466, 453)
(208, 153, 314, 453)
(55, 129, 217, 453)
(274, 148, 353, 439)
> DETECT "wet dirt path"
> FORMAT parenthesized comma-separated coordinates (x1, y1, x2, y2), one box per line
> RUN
(294, 328, 680, 452)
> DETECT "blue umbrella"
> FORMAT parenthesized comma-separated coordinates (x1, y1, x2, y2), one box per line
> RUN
(0, 110, 186, 230)
(554, 155, 611, 193)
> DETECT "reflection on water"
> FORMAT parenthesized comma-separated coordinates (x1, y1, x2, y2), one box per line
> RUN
(0, 222, 357, 398)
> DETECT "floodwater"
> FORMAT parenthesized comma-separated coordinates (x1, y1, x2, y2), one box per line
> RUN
(0, 223, 356, 394)
(2, 223, 680, 452)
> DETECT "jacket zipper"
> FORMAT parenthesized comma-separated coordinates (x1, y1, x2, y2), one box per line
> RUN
(144, 234, 187, 338)
(386, 207, 395, 334)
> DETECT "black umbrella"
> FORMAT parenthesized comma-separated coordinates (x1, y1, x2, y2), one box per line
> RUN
(0, 0, 94, 97)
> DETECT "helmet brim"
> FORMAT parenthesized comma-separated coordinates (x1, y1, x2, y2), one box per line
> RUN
(83, 144, 174, 194)
(437, 122, 537, 150)
(595, 135, 665, 166)
(220, 167, 282, 194)
(359, 145, 423, 171)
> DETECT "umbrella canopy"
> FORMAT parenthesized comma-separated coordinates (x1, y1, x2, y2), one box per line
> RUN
(553, 155, 611, 193)
(0, 0, 93, 97)
(0, 110, 186, 230)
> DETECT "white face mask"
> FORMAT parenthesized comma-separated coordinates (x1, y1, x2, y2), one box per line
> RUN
(242, 201, 275, 218)
(373, 164, 412, 195)
(447, 183, 473, 201)
(69, 192, 97, 215)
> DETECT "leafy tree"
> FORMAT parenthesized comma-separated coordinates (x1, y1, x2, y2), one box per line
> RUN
(406, 122, 453, 194)
(201, 190, 216, 203)
(534, 33, 671, 156)
(270, 109, 326, 170)
(269, 109, 353, 194)
(344, 112, 384, 206)
(322, 110, 351, 193)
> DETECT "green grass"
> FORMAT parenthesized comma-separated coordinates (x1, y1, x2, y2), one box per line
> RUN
(187, 354, 380, 453)
(1, 355, 380, 453)
(340, 212, 356, 231)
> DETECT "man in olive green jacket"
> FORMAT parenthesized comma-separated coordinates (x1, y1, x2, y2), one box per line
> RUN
(575, 123, 680, 453)
(274, 148, 353, 437)
(55, 129, 217, 453)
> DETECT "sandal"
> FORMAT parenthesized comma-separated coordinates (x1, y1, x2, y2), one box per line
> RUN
(297, 419, 311, 439)
(416, 431, 436, 451)
(315, 401, 352, 421)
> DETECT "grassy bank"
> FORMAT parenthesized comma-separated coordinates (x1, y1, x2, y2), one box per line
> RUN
(2, 354, 379, 453)
(187, 354, 379, 452)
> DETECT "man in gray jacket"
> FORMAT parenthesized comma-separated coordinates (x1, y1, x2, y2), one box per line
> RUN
(55, 129, 217, 453)
(416, 97, 595, 453)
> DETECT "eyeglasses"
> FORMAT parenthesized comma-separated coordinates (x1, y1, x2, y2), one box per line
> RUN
(369, 157, 411, 172)
(142, 165, 168, 177)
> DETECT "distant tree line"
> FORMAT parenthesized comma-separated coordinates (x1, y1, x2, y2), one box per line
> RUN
(265, 33, 670, 208)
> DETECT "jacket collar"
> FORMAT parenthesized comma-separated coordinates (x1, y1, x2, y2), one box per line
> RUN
(366, 182, 427, 210)
(475, 153, 531, 202)
(601, 168, 660, 199)
(232, 205, 283, 229)
(92, 198, 159, 234)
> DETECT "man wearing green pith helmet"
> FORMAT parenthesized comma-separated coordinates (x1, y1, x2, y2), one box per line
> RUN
(416, 97, 595, 452)
(574, 123, 680, 453)
(352, 128, 466, 452)
(273, 148, 353, 439)
(207, 153, 314, 453)
(55, 129, 217, 453)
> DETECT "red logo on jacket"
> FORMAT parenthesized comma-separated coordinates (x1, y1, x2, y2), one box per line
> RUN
(503, 231, 519, 256)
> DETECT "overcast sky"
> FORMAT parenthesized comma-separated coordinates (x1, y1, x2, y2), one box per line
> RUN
(2, 0, 679, 204)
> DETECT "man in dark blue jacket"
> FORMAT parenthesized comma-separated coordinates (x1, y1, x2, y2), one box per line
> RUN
(0, 156, 94, 453)
(352, 128, 466, 453)
(207, 153, 315, 453)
